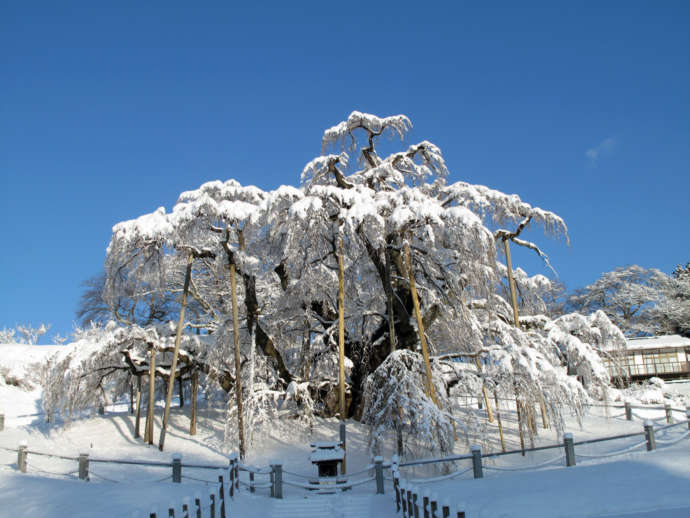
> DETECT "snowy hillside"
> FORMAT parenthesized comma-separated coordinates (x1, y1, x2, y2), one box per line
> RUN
(1, 346, 690, 517)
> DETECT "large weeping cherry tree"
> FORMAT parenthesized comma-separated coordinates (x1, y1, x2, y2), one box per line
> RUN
(43, 111, 625, 458)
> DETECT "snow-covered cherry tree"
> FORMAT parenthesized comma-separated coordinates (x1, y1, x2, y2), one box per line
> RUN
(44, 111, 627, 458)
(569, 265, 690, 337)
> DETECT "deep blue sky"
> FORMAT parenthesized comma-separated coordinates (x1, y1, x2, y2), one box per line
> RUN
(2, 1, 688, 341)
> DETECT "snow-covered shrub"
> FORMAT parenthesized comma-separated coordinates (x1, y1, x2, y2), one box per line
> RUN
(362, 350, 454, 459)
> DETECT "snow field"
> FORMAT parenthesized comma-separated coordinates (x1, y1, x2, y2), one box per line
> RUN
(2, 398, 689, 517)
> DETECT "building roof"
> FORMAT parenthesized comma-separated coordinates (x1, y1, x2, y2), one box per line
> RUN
(310, 446, 345, 463)
(626, 335, 690, 351)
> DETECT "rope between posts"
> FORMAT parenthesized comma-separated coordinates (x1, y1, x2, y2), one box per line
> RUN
(27, 464, 79, 479)
(239, 480, 272, 489)
(405, 467, 473, 483)
(575, 440, 647, 459)
(25, 450, 79, 461)
(182, 475, 221, 484)
(281, 469, 312, 479)
(656, 431, 690, 446)
(89, 470, 121, 483)
(347, 465, 377, 477)
(656, 420, 690, 432)
(485, 455, 564, 472)
(140, 474, 173, 483)
(239, 463, 272, 475)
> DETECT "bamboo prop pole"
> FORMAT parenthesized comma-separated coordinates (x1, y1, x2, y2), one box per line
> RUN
(144, 344, 156, 444)
(230, 260, 247, 461)
(474, 356, 494, 423)
(503, 239, 520, 328)
(493, 390, 506, 452)
(337, 234, 347, 474)
(337, 235, 347, 419)
(134, 376, 142, 438)
(404, 243, 437, 404)
(159, 253, 194, 451)
(190, 370, 198, 436)
(539, 393, 549, 429)
(384, 246, 397, 354)
(515, 386, 526, 456)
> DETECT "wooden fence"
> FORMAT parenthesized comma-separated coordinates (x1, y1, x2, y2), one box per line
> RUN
(390, 406, 690, 518)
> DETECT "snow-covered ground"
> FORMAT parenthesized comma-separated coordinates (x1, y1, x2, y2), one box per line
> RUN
(1, 345, 689, 517)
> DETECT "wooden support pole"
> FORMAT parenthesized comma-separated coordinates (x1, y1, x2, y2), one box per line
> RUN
(145, 345, 157, 445)
(190, 370, 198, 436)
(539, 392, 549, 429)
(230, 260, 246, 460)
(474, 356, 494, 423)
(503, 239, 520, 328)
(384, 245, 397, 354)
(134, 375, 142, 438)
(515, 388, 525, 456)
(159, 253, 194, 451)
(405, 242, 437, 404)
(337, 234, 347, 422)
(494, 390, 506, 452)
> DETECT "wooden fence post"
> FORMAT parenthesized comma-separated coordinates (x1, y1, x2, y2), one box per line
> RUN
(149, 507, 158, 518)
(17, 441, 28, 473)
(441, 499, 450, 518)
(422, 489, 430, 518)
(218, 472, 226, 518)
(393, 471, 401, 512)
(78, 453, 89, 481)
(644, 421, 656, 451)
(564, 433, 576, 467)
(182, 498, 190, 518)
(193, 494, 201, 518)
(271, 464, 283, 499)
(374, 456, 384, 494)
(412, 489, 419, 518)
(430, 492, 439, 518)
(471, 445, 483, 478)
(400, 485, 407, 517)
(172, 454, 182, 483)
(407, 486, 414, 518)
(686, 408, 690, 431)
(209, 491, 215, 518)
(665, 404, 672, 424)
(167, 503, 175, 517)
(228, 457, 235, 499)
(0, 413, 4, 431)
(625, 402, 632, 421)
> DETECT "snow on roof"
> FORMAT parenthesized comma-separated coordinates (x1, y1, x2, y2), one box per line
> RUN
(310, 441, 342, 449)
(310, 447, 345, 463)
(626, 335, 690, 351)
